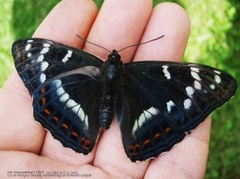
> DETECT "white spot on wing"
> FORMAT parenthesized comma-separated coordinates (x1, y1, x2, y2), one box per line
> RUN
(62, 50, 73, 63)
(79, 108, 89, 128)
(214, 75, 221, 84)
(185, 86, 194, 98)
(40, 73, 46, 83)
(53, 79, 62, 88)
(40, 47, 49, 54)
(41, 61, 49, 71)
(194, 80, 201, 90)
(191, 71, 201, 81)
(167, 100, 175, 113)
(72, 104, 80, 114)
(59, 93, 69, 102)
(66, 99, 76, 108)
(210, 84, 215, 89)
(183, 98, 192, 110)
(162, 65, 171, 79)
(148, 107, 159, 116)
(135, 112, 149, 130)
(37, 55, 44, 62)
(43, 43, 51, 47)
(27, 53, 32, 57)
(190, 67, 200, 72)
(132, 107, 159, 135)
(214, 70, 221, 75)
(25, 43, 31, 51)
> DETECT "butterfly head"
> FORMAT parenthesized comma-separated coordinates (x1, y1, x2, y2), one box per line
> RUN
(108, 50, 121, 62)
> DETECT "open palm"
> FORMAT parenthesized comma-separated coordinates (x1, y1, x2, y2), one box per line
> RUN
(0, 1, 209, 178)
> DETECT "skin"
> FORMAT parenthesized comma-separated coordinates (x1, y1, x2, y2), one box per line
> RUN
(0, 0, 210, 178)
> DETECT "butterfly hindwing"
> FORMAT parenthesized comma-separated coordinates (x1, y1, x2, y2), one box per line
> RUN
(12, 38, 104, 154)
(116, 61, 237, 162)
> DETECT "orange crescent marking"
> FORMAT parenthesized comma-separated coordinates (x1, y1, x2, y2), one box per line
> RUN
(128, 144, 140, 156)
(71, 131, 78, 138)
(52, 116, 59, 122)
(41, 97, 46, 105)
(81, 137, 90, 149)
(61, 123, 68, 130)
(43, 109, 51, 115)
(143, 139, 151, 147)
(40, 87, 46, 94)
(155, 133, 161, 139)
(165, 127, 171, 133)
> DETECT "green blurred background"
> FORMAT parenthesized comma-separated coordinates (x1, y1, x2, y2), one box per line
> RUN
(0, 0, 239, 178)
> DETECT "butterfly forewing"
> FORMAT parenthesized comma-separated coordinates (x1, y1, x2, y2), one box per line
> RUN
(13, 39, 103, 94)
(12, 38, 104, 154)
(116, 61, 237, 161)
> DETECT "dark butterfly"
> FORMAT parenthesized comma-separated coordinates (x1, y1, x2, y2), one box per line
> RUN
(12, 38, 237, 162)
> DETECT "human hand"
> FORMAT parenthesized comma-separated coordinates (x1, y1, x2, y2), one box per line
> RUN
(0, 0, 209, 178)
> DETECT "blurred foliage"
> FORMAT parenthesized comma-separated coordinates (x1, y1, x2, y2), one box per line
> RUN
(0, 0, 239, 178)
(0, 0, 14, 87)
(12, 1, 58, 39)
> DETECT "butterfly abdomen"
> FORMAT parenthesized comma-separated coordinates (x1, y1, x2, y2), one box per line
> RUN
(99, 50, 124, 129)
(100, 92, 115, 129)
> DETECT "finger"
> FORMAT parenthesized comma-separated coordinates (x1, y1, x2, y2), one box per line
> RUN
(84, 0, 152, 63)
(89, 0, 153, 178)
(0, 71, 45, 153)
(134, 2, 190, 62)
(34, 0, 99, 164)
(33, 0, 98, 48)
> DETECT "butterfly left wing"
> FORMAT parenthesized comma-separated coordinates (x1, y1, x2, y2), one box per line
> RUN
(12, 38, 104, 154)
(116, 61, 237, 162)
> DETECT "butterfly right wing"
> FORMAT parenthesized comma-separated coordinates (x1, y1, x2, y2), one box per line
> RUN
(12, 38, 104, 154)
(116, 61, 237, 162)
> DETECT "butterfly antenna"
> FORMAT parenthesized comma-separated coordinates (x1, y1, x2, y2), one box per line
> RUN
(76, 34, 111, 53)
(118, 35, 164, 53)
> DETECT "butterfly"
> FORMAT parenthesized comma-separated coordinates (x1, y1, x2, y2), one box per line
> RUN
(12, 37, 237, 162)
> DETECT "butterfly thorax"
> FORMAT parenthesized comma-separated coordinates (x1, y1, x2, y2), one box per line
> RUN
(100, 50, 123, 129)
